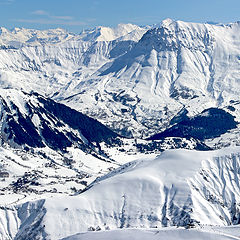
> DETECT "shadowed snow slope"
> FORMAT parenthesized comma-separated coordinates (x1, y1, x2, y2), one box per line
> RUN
(149, 108, 238, 141)
(2, 147, 240, 239)
(0, 88, 118, 151)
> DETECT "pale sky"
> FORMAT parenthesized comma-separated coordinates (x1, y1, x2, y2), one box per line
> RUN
(0, 0, 239, 33)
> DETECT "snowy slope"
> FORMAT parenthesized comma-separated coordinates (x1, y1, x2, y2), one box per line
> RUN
(2, 147, 240, 239)
(0, 88, 119, 150)
(63, 227, 240, 240)
(0, 89, 133, 212)
(0, 87, 214, 211)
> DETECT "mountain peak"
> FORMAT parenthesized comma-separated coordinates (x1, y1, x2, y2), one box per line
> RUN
(0, 27, 9, 34)
(161, 18, 175, 27)
(80, 23, 144, 42)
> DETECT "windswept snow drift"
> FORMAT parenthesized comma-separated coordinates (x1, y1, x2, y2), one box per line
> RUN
(1, 147, 240, 239)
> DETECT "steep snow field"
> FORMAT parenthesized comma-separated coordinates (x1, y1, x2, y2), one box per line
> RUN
(1, 147, 240, 239)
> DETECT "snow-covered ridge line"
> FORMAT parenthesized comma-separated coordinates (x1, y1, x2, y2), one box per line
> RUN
(0, 23, 147, 48)
(1, 147, 240, 239)
(0, 88, 119, 150)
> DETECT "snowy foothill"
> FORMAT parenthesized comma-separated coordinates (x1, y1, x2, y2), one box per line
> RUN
(1, 147, 240, 239)
(62, 227, 240, 240)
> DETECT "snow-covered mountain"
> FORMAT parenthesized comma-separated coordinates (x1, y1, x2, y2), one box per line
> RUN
(0, 27, 74, 48)
(1, 147, 240, 239)
(0, 23, 146, 47)
(1, 20, 240, 141)
(0, 89, 119, 150)
(0, 19, 240, 239)
(0, 89, 130, 211)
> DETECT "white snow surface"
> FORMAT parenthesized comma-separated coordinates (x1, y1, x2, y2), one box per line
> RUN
(1, 147, 240, 239)
(63, 226, 240, 240)
(79, 23, 147, 42)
